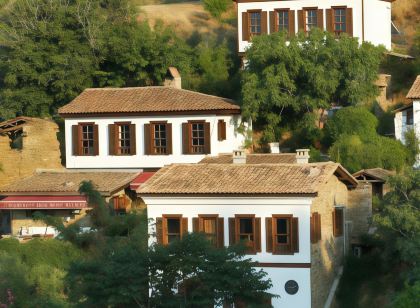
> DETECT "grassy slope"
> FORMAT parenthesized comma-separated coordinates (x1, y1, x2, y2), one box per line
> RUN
(391, 0, 420, 53)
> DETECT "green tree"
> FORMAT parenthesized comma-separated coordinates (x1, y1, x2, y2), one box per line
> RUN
(241, 29, 384, 141)
(404, 129, 420, 167)
(202, 0, 232, 20)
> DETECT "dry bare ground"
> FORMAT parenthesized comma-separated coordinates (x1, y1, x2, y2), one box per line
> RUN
(392, 0, 420, 49)
(137, 1, 236, 39)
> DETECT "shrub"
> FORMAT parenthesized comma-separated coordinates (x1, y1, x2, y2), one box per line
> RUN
(202, 0, 231, 20)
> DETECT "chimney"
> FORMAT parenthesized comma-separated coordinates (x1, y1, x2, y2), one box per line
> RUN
(269, 142, 280, 154)
(233, 149, 246, 164)
(164, 67, 182, 89)
(296, 149, 310, 164)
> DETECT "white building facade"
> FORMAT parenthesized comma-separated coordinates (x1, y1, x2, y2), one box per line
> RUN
(140, 162, 359, 308)
(394, 75, 420, 167)
(235, 0, 392, 53)
(59, 85, 245, 170)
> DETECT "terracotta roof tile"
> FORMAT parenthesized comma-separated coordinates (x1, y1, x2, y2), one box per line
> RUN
(58, 87, 240, 115)
(353, 168, 394, 182)
(407, 75, 420, 99)
(0, 171, 139, 195)
(199, 153, 297, 164)
(138, 163, 354, 195)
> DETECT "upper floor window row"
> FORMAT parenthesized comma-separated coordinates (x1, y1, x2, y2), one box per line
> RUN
(72, 120, 227, 156)
(242, 7, 353, 41)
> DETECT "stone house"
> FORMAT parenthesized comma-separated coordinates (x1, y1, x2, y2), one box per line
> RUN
(139, 150, 366, 308)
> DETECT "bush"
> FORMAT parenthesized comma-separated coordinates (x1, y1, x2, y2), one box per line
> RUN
(202, 0, 232, 20)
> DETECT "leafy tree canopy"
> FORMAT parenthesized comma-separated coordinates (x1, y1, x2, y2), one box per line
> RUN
(241, 29, 384, 141)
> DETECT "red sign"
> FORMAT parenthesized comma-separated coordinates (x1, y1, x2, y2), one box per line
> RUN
(0, 196, 88, 209)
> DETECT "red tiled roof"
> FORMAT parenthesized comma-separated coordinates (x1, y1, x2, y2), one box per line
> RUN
(407, 75, 420, 99)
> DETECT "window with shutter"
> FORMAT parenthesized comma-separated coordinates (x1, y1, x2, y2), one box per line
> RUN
(109, 123, 136, 155)
(333, 7, 347, 35)
(233, 215, 261, 254)
(247, 10, 263, 38)
(192, 215, 224, 248)
(182, 121, 211, 154)
(269, 215, 299, 255)
(311, 212, 322, 243)
(217, 120, 226, 141)
(333, 208, 344, 237)
(74, 123, 98, 156)
(148, 122, 171, 155)
(161, 215, 187, 245)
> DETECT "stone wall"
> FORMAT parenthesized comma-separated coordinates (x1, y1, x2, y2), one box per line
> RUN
(347, 182, 373, 241)
(310, 176, 348, 308)
(0, 118, 63, 187)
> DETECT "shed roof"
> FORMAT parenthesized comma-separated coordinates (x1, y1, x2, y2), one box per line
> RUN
(407, 75, 420, 99)
(138, 162, 357, 196)
(353, 168, 394, 182)
(0, 171, 139, 196)
(58, 87, 240, 116)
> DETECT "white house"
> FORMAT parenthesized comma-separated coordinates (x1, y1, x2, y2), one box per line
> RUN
(139, 152, 361, 308)
(234, 0, 393, 54)
(394, 75, 420, 167)
(58, 69, 245, 170)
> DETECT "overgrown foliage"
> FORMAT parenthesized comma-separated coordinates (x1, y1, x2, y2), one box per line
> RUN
(241, 29, 384, 141)
(202, 0, 232, 20)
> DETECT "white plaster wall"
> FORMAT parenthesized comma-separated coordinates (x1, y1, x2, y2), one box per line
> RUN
(364, 0, 391, 50)
(64, 114, 245, 169)
(265, 267, 311, 308)
(144, 196, 313, 308)
(394, 110, 403, 141)
(237, 0, 391, 53)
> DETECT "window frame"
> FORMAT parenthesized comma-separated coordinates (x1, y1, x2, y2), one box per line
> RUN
(275, 9, 289, 33)
(248, 10, 262, 37)
(272, 215, 294, 255)
(183, 120, 210, 155)
(198, 214, 219, 246)
(332, 6, 347, 35)
(79, 122, 95, 156)
(114, 122, 131, 155)
(162, 214, 184, 245)
(150, 121, 169, 155)
(304, 8, 318, 32)
(235, 214, 257, 253)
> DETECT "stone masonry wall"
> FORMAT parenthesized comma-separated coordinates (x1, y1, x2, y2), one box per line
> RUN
(0, 118, 63, 187)
(347, 182, 373, 241)
(310, 176, 348, 308)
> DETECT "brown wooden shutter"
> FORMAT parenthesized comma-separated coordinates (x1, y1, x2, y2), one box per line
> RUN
(255, 218, 261, 252)
(242, 12, 249, 41)
(326, 9, 333, 33)
(156, 217, 163, 244)
(316, 213, 321, 241)
(261, 11, 268, 34)
(129, 124, 136, 155)
(72, 125, 80, 155)
(166, 123, 172, 154)
(332, 210, 337, 237)
(217, 217, 224, 248)
(229, 218, 236, 246)
(346, 8, 353, 37)
(204, 122, 211, 154)
(144, 124, 151, 155)
(218, 120, 226, 141)
(93, 124, 99, 156)
(108, 124, 116, 155)
(265, 218, 273, 252)
(182, 123, 190, 154)
(192, 217, 199, 233)
(289, 10, 295, 36)
(297, 10, 304, 32)
(292, 217, 299, 253)
(317, 9, 324, 29)
(310, 214, 316, 244)
(269, 11, 276, 33)
(182, 217, 188, 237)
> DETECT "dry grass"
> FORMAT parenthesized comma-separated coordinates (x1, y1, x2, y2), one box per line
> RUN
(392, 0, 420, 49)
(137, 1, 236, 39)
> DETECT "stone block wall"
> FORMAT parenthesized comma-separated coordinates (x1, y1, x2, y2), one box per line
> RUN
(347, 182, 373, 240)
(310, 176, 348, 308)
(0, 118, 63, 187)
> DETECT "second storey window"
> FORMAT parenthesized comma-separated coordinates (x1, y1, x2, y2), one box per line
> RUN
(182, 121, 211, 155)
(266, 215, 299, 254)
(193, 215, 224, 248)
(333, 207, 344, 237)
(277, 10, 289, 32)
(155, 215, 187, 245)
(249, 11, 261, 36)
(305, 9, 317, 31)
(72, 123, 99, 156)
(333, 8, 346, 34)
(109, 123, 136, 155)
(144, 122, 172, 155)
(229, 215, 261, 254)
